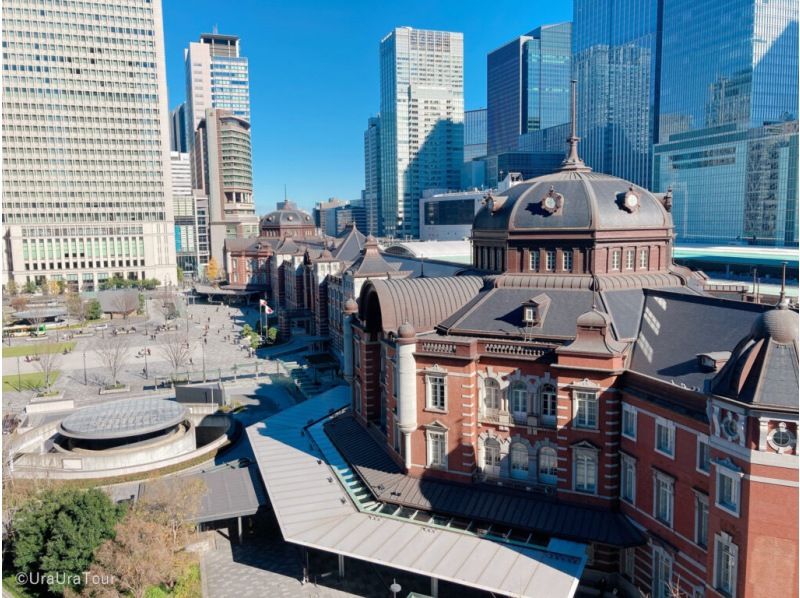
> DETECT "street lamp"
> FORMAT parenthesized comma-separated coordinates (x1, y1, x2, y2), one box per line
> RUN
(83, 351, 87, 385)
(143, 344, 149, 379)
(390, 580, 401, 598)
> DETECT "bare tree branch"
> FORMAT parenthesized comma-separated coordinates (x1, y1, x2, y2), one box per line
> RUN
(32, 344, 62, 392)
(94, 335, 132, 387)
(158, 333, 192, 380)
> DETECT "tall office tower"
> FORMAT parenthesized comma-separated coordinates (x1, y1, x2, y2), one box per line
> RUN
(654, 0, 798, 246)
(170, 103, 189, 153)
(363, 116, 382, 235)
(487, 23, 572, 155)
(1, 0, 176, 291)
(380, 27, 464, 238)
(193, 109, 259, 267)
(573, 0, 660, 188)
(184, 33, 250, 140)
(464, 108, 488, 162)
(170, 152, 206, 276)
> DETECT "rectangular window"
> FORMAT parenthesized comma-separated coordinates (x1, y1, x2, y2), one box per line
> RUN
(625, 248, 635, 270)
(427, 430, 447, 468)
(530, 251, 540, 272)
(639, 248, 649, 269)
(545, 250, 555, 271)
(697, 439, 711, 474)
(426, 374, 446, 411)
(621, 547, 635, 581)
(574, 390, 598, 429)
(620, 453, 636, 504)
(562, 250, 573, 272)
(622, 404, 637, 440)
(695, 493, 709, 548)
(714, 534, 738, 597)
(574, 450, 597, 493)
(611, 250, 621, 271)
(655, 419, 675, 457)
(716, 467, 740, 516)
(652, 548, 673, 598)
(654, 472, 674, 527)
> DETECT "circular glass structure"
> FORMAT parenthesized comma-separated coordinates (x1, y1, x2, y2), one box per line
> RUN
(59, 398, 187, 441)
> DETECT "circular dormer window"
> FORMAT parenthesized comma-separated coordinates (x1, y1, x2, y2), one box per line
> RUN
(768, 422, 795, 453)
(623, 188, 640, 212)
(722, 414, 739, 442)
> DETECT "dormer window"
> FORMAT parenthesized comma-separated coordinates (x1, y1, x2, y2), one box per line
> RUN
(697, 352, 731, 372)
(522, 294, 550, 327)
(524, 306, 537, 324)
(563, 250, 573, 272)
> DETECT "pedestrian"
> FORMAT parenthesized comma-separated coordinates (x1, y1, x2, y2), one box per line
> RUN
(189, 358, 193, 365)
(204, 337, 208, 345)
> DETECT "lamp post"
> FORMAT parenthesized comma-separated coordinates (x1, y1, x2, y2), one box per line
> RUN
(83, 351, 87, 385)
(143, 343, 149, 379)
(390, 580, 401, 598)
(202, 342, 206, 382)
(17, 355, 21, 391)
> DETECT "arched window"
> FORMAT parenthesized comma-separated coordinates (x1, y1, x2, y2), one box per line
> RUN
(538, 447, 557, 485)
(510, 443, 529, 480)
(540, 384, 557, 426)
(484, 438, 501, 476)
(483, 378, 501, 412)
(510, 381, 528, 422)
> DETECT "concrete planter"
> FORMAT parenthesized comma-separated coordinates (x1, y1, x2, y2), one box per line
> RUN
(27, 393, 72, 415)
(98, 385, 130, 396)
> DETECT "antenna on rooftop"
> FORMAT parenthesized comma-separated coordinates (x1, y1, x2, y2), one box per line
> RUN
(284, 184, 287, 202)
(561, 80, 590, 171)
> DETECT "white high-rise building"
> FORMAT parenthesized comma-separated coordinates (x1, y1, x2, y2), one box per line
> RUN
(2, 0, 177, 291)
(379, 27, 464, 238)
(171, 152, 207, 277)
(184, 33, 250, 141)
(363, 116, 382, 235)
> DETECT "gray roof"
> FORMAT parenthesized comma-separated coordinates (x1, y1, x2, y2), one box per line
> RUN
(360, 276, 484, 334)
(629, 291, 767, 390)
(224, 237, 272, 253)
(325, 414, 644, 548)
(260, 201, 314, 228)
(248, 387, 588, 598)
(97, 289, 140, 313)
(473, 170, 670, 233)
(347, 236, 402, 277)
(59, 398, 186, 440)
(332, 225, 366, 262)
(189, 465, 266, 523)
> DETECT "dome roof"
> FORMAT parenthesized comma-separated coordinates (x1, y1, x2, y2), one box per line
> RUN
(751, 302, 798, 345)
(260, 201, 313, 228)
(576, 308, 611, 328)
(397, 321, 416, 339)
(473, 170, 670, 234)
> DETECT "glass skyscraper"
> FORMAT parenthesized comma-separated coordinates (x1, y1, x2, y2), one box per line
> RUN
(654, 0, 798, 246)
(2, 0, 177, 291)
(184, 33, 250, 140)
(572, 0, 660, 189)
(379, 27, 464, 238)
(364, 116, 382, 235)
(464, 108, 488, 163)
(487, 23, 572, 155)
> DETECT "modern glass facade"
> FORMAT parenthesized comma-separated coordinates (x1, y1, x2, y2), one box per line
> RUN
(170, 102, 189, 153)
(379, 27, 464, 238)
(487, 23, 572, 156)
(364, 116, 382, 235)
(483, 152, 564, 188)
(654, 0, 798, 246)
(184, 34, 250, 139)
(464, 108, 488, 163)
(572, 0, 660, 189)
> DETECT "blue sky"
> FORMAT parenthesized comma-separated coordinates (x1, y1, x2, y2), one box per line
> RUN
(162, 1, 573, 213)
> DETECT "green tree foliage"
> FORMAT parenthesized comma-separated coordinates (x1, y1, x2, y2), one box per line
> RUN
(176, 267, 184, 283)
(6, 280, 19, 296)
(12, 487, 124, 594)
(267, 326, 279, 343)
(98, 276, 160, 291)
(86, 299, 103, 320)
(23, 280, 37, 294)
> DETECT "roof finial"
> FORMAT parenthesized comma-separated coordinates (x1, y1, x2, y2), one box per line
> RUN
(778, 261, 787, 306)
(284, 184, 287, 202)
(561, 80, 590, 172)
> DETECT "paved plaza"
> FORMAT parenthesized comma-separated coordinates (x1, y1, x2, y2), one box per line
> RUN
(2, 297, 283, 415)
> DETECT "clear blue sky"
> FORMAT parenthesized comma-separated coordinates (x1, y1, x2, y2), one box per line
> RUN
(163, 1, 573, 214)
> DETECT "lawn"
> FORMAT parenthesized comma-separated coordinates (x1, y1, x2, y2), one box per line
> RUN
(2, 371, 60, 392)
(2, 341, 76, 358)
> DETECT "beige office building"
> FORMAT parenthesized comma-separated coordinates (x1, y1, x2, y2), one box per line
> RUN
(1, 0, 177, 291)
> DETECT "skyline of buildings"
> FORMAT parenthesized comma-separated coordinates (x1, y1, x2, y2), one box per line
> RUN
(654, 0, 799, 246)
(487, 22, 572, 155)
(1, 0, 178, 291)
(378, 27, 465, 238)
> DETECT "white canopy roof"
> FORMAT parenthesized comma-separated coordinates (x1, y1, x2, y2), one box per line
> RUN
(247, 387, 586, 597)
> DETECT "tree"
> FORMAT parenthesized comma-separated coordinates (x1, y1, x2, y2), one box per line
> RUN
(26, 304, 48, 334)
(206, 257, 220, 282)
(66, 292, 86, 325)
(111, 291, 139, 320)
(32, 344, 61, 392)
(159, 333, 192, 380)
(176, 267, 184, 284)
(9, 295, 28, 313)
(86, 299, 103, 321)
(83, 513, 179, 598)
(137, 477, 205, 548)
(46, 280, 61, 296)
(6, 280, 19, 296)
(23, 280, 37, 294)
(11, 487, 123, 594)
(94, 335, 132, 388)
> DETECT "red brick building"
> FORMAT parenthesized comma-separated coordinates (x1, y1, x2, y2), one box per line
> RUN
(344, 146, 799, 597)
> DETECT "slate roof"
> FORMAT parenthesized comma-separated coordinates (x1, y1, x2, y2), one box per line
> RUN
(224, 237, 272, 253)
(324, 414, 645, 548)
(332, 224, 366, 262)
(360, 276, 484, 334)
(347, 235, 403, 277)
(628, 290, 768, 390)
(473, 170, 670, 233)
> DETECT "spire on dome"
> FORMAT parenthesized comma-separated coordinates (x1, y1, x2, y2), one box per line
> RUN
(561, 80, 591, 172)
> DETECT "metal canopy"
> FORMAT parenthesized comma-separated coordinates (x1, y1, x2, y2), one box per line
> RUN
(247, 387, 587, 598)
(59, 398, 186, 440)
